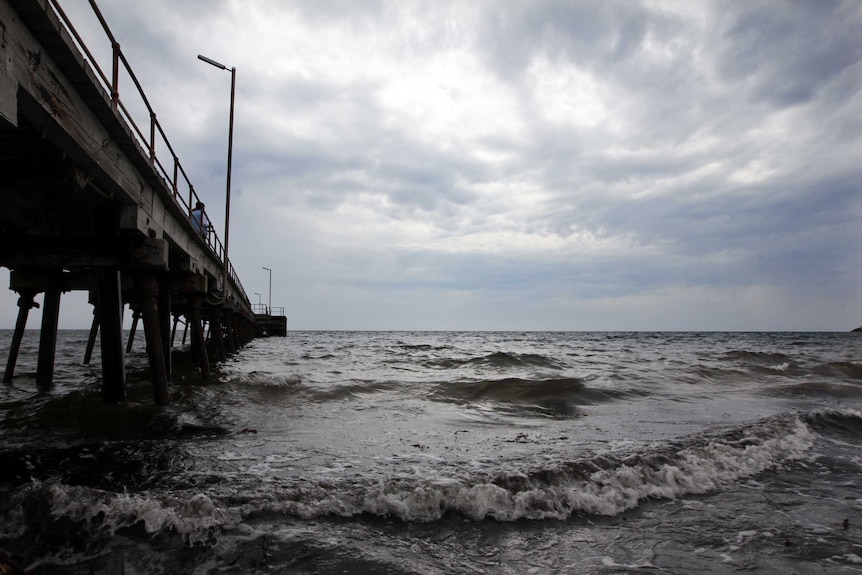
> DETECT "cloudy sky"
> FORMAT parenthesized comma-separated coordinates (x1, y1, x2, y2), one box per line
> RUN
(3, 0, 861, 331)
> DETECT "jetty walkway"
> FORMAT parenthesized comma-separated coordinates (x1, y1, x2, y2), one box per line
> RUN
(1, 0, 275, 404)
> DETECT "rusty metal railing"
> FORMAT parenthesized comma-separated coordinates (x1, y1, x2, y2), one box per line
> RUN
(44, 0, 250, 309)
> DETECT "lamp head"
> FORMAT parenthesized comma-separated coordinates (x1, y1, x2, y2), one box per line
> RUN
(198, 54, 227, 70)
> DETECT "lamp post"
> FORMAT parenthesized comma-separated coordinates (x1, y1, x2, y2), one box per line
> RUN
(254, 292, 261, 306)
(262, 267, 271, 315)
(197, 54, 236, 292)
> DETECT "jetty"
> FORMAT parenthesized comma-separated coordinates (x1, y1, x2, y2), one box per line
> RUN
(253, 305, 288, 337)
(0, 0, 284, 404)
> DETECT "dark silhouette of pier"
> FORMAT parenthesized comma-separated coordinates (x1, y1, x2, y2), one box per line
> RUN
(1, 0, 280, 403)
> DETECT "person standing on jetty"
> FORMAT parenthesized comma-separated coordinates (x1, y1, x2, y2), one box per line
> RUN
(191, 201, 211, 238)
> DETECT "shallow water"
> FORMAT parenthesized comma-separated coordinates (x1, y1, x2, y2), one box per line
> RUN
(1, 331, 861, 573)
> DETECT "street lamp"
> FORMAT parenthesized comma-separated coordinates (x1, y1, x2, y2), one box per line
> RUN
(262, 267, 271, 314)
(197, 53, 236, 293)
(254, 292, 261, 306)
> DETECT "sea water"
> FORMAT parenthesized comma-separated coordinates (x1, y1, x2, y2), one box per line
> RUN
(0, 330, 860, 573)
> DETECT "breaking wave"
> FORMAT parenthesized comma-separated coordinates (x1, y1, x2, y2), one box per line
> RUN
(304, 411, 818, 521)
(3, 411, 836, 542)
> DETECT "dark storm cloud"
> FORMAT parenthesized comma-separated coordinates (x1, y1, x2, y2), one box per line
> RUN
(712, 0, 862, 106)
(3, 0, 859, 330)
(477, 1, 658, 73)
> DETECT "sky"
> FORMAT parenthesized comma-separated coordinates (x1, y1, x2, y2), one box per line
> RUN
(2, 0, 861, 331)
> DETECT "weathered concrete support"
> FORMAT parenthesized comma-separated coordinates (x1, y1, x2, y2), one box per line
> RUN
(36, 278, 62, 389)
(233, 317, 242, 348)
(83, 308, 98, 365)
(188, 295, 210, 379)
(97, 269, 126, 403)
(126, 309, 140, 354)
(241, 318, 249, 345)
(234, 316, 244, 348)
(228, 311, 240, 352)
(3, 290, 39, 383)
(223, 310, 236, 355)
(158, 275, 172, 384)
(244, 317, 251, 345)
(211, 307, 227, 363)
(137, 274, 169, 405)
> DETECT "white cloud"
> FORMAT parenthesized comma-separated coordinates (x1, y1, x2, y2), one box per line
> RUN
(528, 57, 612, 129)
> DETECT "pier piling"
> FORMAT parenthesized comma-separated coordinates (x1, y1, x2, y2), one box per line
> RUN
(97, 269, 126, 403)
(158, 275, 172, 384)
(3, 290, 38, 383)
(127, 310, 140, 354)
(137, 274, 169, 405)
(211, 307, 227, 363)
(188, 295, 210, 379)
(36, 278, 62, 389)
(83, 308, 99, 365)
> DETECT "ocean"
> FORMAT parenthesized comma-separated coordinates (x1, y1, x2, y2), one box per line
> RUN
(0, 330, 860, 574)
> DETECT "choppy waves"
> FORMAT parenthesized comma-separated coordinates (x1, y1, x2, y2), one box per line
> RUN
(3, 331, 861, 573)
(248, 411, 820, 522)
(223, 369, 646, 413)
(4, 409, 848, 549)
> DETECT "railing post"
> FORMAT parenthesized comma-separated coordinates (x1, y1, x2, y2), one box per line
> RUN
(111, 41, 120, 110)
(173, 158, 179, 197)
(149, 112, 156, 162)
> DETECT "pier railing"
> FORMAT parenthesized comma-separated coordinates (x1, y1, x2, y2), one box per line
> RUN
(44, 0, 248, 305)
(252, 304, 285, 316)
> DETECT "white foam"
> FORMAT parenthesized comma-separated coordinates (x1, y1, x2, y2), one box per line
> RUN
(247, 413, 818, 522)
(216, 450, 258, 462)
(600, 557, 657, 570)
(24, 414, 818, 526)
(42, 482, 239, 545)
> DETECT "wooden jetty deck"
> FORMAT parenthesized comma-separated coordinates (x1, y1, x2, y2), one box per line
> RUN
(1, 0, 274, 404)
